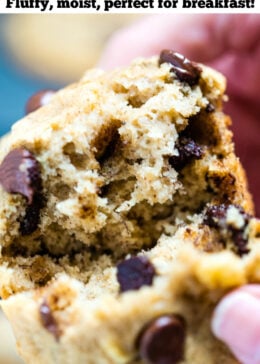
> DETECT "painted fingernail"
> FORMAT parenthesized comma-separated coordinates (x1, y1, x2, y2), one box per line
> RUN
(212, 291, 260, 364)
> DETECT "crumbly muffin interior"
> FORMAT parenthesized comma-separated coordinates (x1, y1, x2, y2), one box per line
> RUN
(0, 55, 253, 297)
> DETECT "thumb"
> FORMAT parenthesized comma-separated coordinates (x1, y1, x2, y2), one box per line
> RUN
(212, 286, 260, 364)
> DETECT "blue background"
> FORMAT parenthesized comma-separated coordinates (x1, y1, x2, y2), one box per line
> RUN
(0, 15, 64, 136)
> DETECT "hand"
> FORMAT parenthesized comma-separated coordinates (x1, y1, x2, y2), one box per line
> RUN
(99, 14, 260, 216)
(212, 285, 260, 364)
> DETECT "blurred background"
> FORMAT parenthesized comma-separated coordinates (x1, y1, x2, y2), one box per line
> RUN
(0, 14, 141, 136)
(0, 14, 141, 363)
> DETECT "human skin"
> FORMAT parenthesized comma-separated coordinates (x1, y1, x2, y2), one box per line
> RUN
(99, 14, 260, 217)
(212, 285, 260, 364)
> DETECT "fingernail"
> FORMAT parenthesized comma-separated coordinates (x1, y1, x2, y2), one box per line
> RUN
(212, 291, 260, 364)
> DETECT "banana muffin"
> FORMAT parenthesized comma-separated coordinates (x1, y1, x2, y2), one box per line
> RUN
(0, 50, 259, 364)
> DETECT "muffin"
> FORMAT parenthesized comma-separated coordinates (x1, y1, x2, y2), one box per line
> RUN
(0, 50, 259, 364)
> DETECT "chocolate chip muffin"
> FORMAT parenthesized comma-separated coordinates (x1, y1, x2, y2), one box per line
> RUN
(0, 51, 260, 364)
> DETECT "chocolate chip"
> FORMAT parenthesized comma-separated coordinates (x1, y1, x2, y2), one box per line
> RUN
(19, 193, 43, 235)
(233, 230, 250, 256)
(25, 89, 55, 115)
(204, 204, 228, 229)
(204, 204, 251, 255)
(159, 50, 201, 86)
(206, 103, 215, 113)
(117, 256, 156, 293)
(0, 148, 41, 203)
(137, 314, 186, 364)
(0, 148, 43, 235)
(169, 137, 203, 171)
(39, 300, 60, 340)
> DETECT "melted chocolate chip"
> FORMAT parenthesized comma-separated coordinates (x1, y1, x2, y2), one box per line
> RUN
(137, 314, 186, 364)
(0, 148, 41, 203)
(159, 50, 201, 86)
(204, 204, 251, 255)
(169, 137, 203, 171)
(19, 193, 44, 235)
(233, 230, 250, 256)
(204, 204, 228, 229)
(39, 300, 60, 340)
(25, 89, 55, 115)
(0, 148, 43, 235)
(206, 103, 215, 113)
(117, 256, 156, 293)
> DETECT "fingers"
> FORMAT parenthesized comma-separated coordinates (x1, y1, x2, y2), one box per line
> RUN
(212, 286, 260, 364)
(99, 14, 215, 69)
(99, 14, 260, 102)
(99, 14, 260, 70)
(210, 41, 260, 99)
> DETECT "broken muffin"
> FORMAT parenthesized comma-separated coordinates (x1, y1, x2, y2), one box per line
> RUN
(0, 51, 259, 364)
